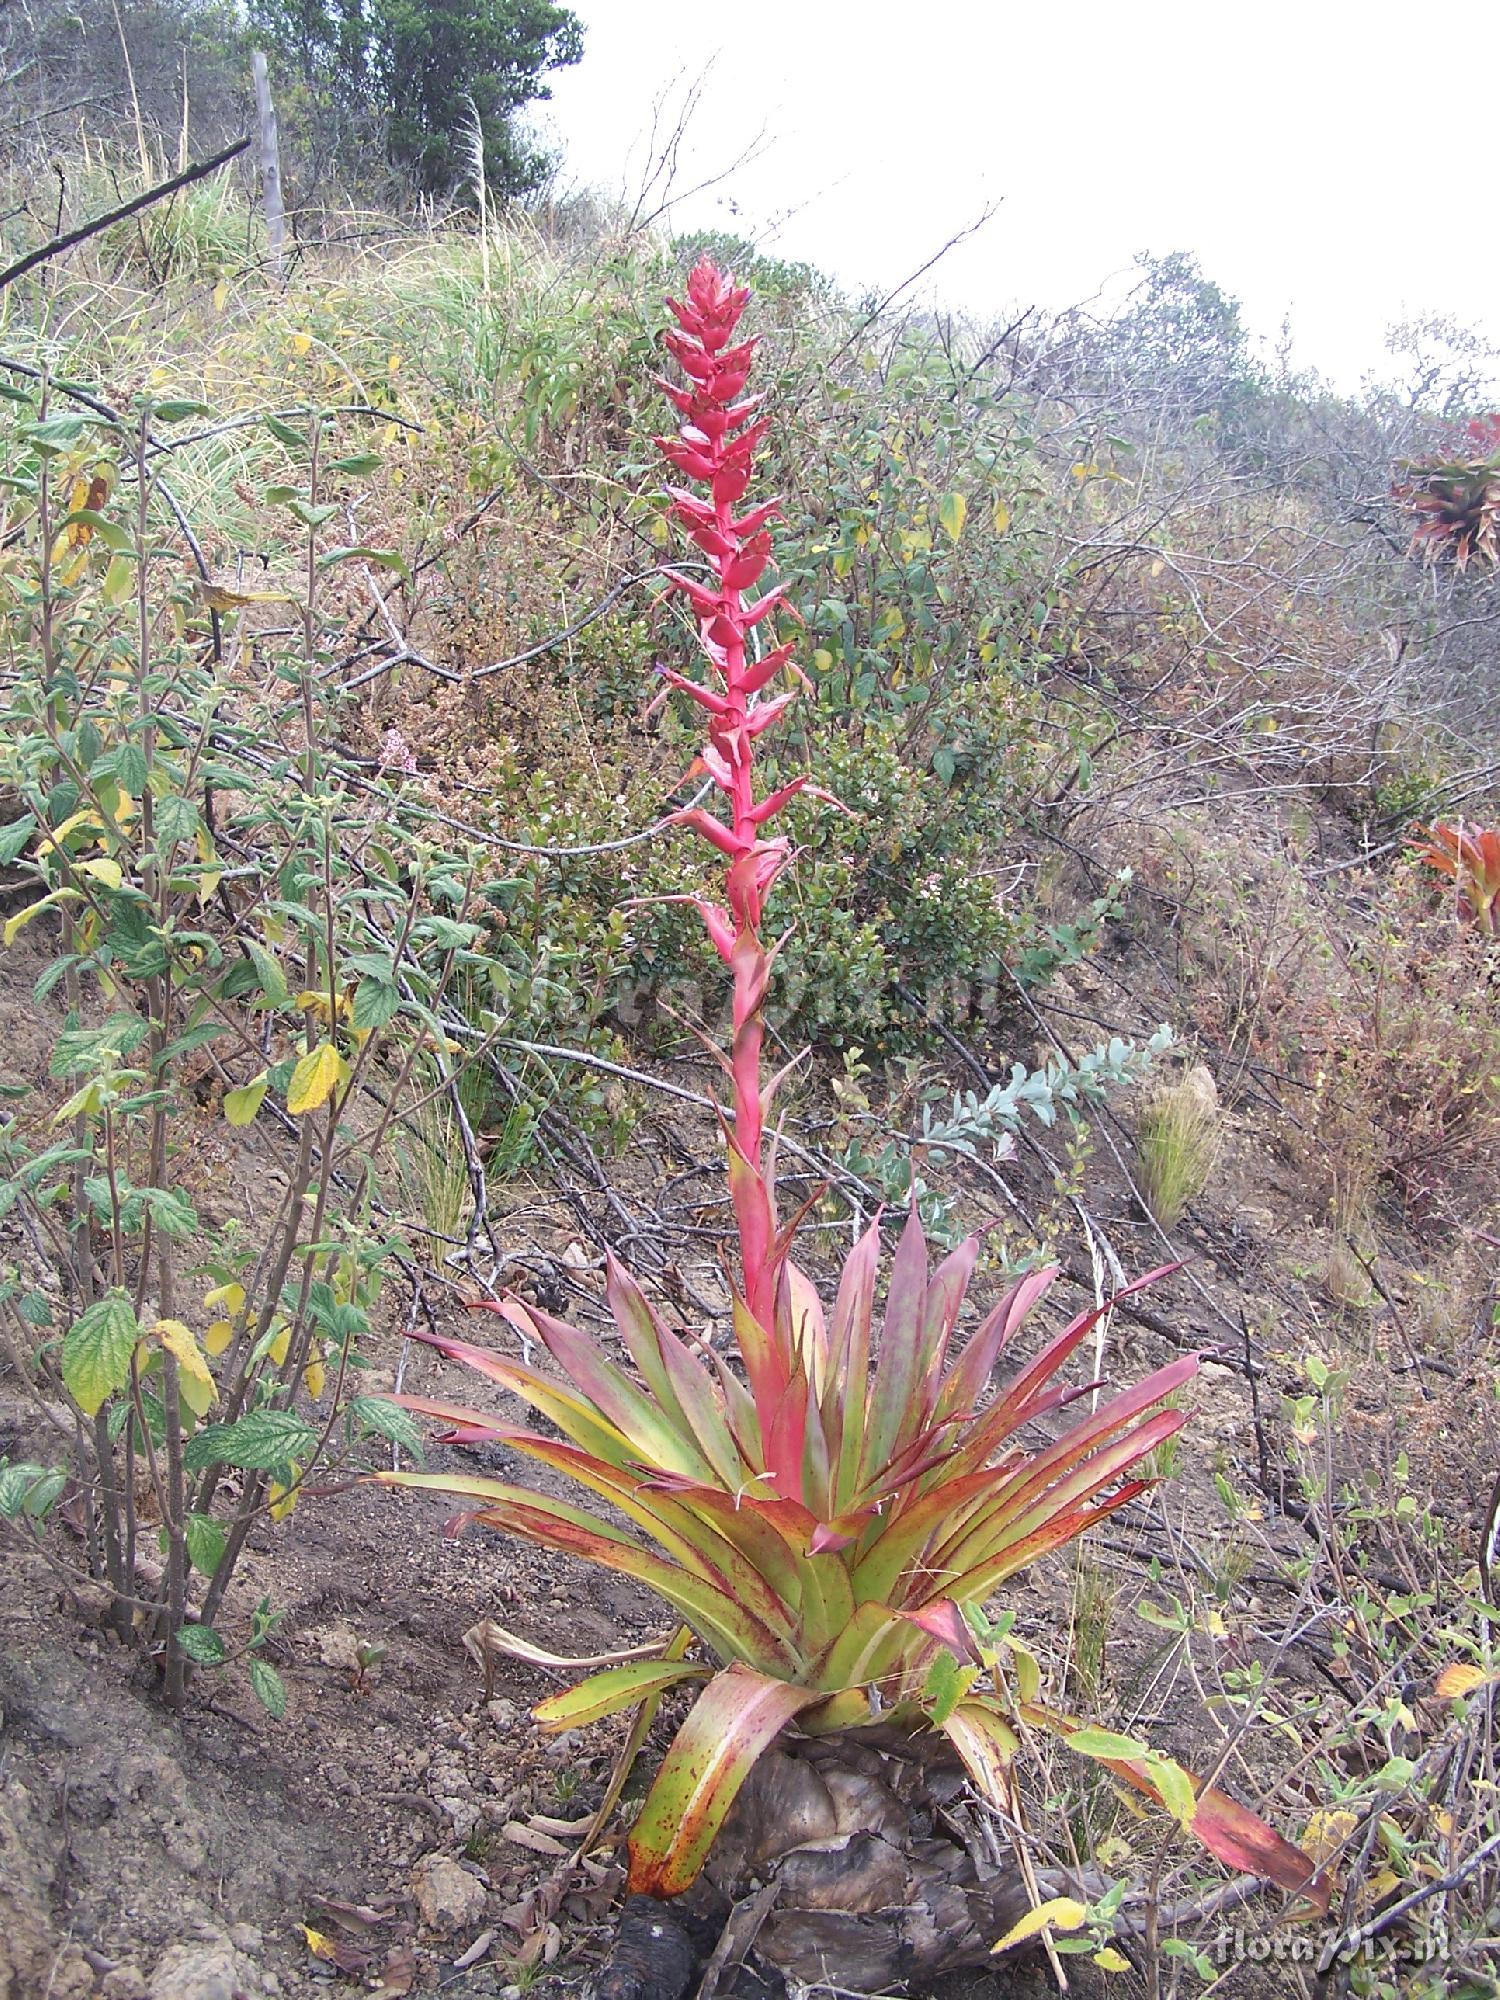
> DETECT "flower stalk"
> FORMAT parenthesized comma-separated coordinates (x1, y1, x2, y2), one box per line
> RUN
(654, 260, 827, 1470)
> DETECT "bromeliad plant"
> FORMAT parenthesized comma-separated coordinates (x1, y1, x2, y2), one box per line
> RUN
(1395, 415, 1500, 571)
(383, 262, 1323, 1936)
(1416, 819, 1500, 934)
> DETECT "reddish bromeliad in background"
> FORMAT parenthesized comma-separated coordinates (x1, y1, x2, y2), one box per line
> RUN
(1416, 820, 1500, 934)
(380, 260, 1324, 1985)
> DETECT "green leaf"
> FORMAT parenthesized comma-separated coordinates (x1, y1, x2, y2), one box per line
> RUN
(184, 1513, 227, 1577)
(0, 1463, 49, 1517)
(22, 1469, 66, 1518)
(264, 415, 307, 449)
(328, 452, 382, 475)
(249, 1656, 287, 1718)
(349, 1396, 423, 1463)
(0, 817, 38, 866)
(351, 975, 400, 1032)
(59, 509, 131, 553)
(93, 742, 149, 796)
(62, 1291, 142, 1416)
(183, 1409, 317, 1476)
(223, 1073, 269, 1127)
(289, 500, 338, 528)
(150, 400, 213, 423)
(318, 545, 410, 580)
(23, 414, 88, 454)
(1064, 1725, 1153, 1762)
(175, 1623, 227, 1665)
(244, 941, 289, 1009)
(138, 1187, 198, 1237)
(154, 795, 200, 848)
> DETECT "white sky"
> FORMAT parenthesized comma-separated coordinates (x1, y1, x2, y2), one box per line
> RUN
(538, 0, 1500, 393)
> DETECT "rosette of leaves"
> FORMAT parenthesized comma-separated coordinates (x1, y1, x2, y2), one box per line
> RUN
(1395, 415, 1500, 570)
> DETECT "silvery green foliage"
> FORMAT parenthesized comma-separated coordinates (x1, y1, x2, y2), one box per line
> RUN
(919, 1025, 1175, 1166)
(845, 1027, 1174, 1244)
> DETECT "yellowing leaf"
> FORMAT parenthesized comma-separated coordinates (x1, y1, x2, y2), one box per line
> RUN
(154, 1318, 217, 1416)
(303, 1357, 327, 1401)
(35, 808, 103, 853)
(299, 1925, 335, 1961)
(223, 1072, 269, 1128)
(76, 857, 123, 889)
(1303, 1808, 1358, 1864)
(4, 889, 82, 947)
(204, 1320, 233, 1356)
(993, 1897, 1089, 1954)
(204, 1282, 245, 1315)
(212, 278, 228, 311)
(194, 579, 298, 612)
(938, 491, 967, 542)
(992, 498, 1011, 535)
(268, 1325, 291, 1367)
(269, 1471, 300, 1521)
(1093, 1947, 1131, 1972)
(291, 332, 312, 357)
(286, 1041, 345, 1116)
(1435, 1662, 1497, 1699)
(194, 824, 222, 905)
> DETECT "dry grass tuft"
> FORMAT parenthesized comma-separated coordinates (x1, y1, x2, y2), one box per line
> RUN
(1136, 1063, 1221, 1228)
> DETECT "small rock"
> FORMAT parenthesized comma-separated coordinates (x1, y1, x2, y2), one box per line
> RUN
(147, 1939, 261, 2000)
(411, 1853, 488, 1934)
(439, 1796, 481, 1843)
(484, 1700, 516, 1730)
(102, 1969, 149, 2000)
(162, 1816, 208, 1874)
(313, 1626, 363, 1674)
(227, 1926, 262, 1955)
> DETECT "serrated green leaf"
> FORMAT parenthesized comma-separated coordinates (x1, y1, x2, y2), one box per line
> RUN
(264, 415, 307, 449)
(175, 1623, 227, 1665)
(184, 1512, 227, 1577)
(62, 1291, 142, 1415)
(249, 1657, 287, 1718)
(349, 1396, 423, 1463)
(351, 976, 400, 1032)
(183, 1408, 317, 1475)
(0, 817, 38, 866)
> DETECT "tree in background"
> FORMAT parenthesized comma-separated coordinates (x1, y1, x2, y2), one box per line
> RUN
(247, 0, 582, 196)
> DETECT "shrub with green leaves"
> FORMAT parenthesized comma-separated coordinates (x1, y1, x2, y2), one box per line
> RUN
(0, 381, 507, 1708)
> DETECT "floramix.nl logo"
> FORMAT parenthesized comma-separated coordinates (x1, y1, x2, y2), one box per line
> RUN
(1209, 1920, 1450, 1972)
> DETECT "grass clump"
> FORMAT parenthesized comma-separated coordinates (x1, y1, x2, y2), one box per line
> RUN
(1136, 1062, 1222, 1228)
